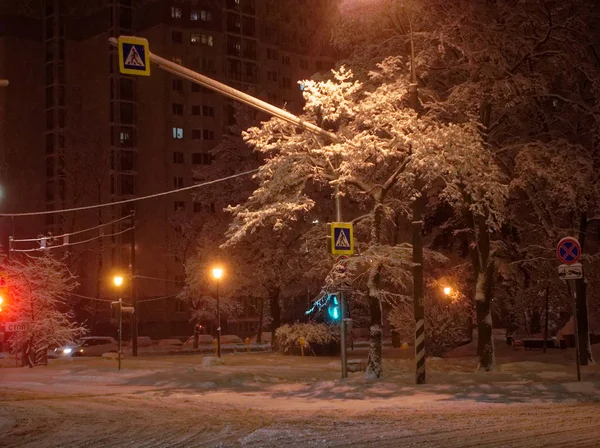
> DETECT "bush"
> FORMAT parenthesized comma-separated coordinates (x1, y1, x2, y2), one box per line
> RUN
(275, 323, 340, 355)
(389, 295, 471, 357)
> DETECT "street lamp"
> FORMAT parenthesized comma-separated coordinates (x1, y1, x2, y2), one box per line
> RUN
(212, 267, 224, 358)
(443, 286, 452, 296)
(113, 275, 124, 287)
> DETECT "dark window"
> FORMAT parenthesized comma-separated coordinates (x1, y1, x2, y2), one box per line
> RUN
(58, 85, 65, 106)
(45, 86, 54, 108)
(46, 157, 54, 177)
(46, 180, 54, 201)
(120, 151, 135, 171)
(172, 103, 184, 115)
(45, 133, 55, 154)
(202, 58, 215, 73)
(121, 174, 135, 195)
(120, 102, 134, 124)
(120, 78, 134, 100)
(202, 105, 214, 117)
(172, 79, 183, 91)
(46, 109, 54, 130)
(192, 129, 202, 140)
(282, 55, 290, 65)
(300, 59, 309, 69)
(173, 176, 184, 188)
(200, 10, 212, 22)
(266, 48, 277, 60)
(193, 202, 202, 213)
(58, 108, 65, 127)
(172, 31, 183, 43)
(203, 129, 214, 140)
(119, 7, 132, 29)
(174, 201, 185, 211)
(172, 151, 184, 163)
(191, 105, 201, 115)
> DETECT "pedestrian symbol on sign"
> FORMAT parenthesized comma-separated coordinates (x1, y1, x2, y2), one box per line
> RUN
(335, 228, 351, 249)
(124, 45, 144, 67)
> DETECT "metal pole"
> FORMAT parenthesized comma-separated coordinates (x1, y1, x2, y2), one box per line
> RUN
(8, 236, 12, 261)
(335, 185, 348, 379)
(570, 280, 581, 381)
(130, 211, 137, 356)
(118, 298, 122, 371)
(216, 281, 221, 358)
(407, 16, 426, 384)
(543, 286, 549, 354)
(107, 38, 338, 143)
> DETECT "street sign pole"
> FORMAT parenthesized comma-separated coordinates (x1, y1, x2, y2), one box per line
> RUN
(556, 237, 583, 381)
(570, 280, 581, 382)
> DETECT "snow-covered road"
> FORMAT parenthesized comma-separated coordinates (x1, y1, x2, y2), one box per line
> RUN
(2, 353, 600, 447)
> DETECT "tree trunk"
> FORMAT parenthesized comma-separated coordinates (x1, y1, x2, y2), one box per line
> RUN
(366, 199, 384, 378)
(269, 288, 281, 350)
(475, 215, 495, 371)
(256, 297, 264, 343)
(475, 267, 495, 370)
(366, 300, 383, 378)
(576, 213, 594, 365)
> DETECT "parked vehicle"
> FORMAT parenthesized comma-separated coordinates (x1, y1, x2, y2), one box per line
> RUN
(55, 336, 118, 357)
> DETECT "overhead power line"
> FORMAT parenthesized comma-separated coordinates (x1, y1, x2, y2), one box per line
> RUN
(11, 227, 133, 253)
(0, 169, 258, 218)
(11, 214, 133, 243)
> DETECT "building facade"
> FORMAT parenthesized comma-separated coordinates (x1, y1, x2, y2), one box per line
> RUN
(0, 0, 337, 338)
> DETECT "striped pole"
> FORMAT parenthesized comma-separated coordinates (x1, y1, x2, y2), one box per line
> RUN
(415, 317, 426, 383)
(413, 217, 426, 384)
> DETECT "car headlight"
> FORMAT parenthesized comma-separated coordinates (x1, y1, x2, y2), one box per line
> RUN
(63, 348, 72, 354)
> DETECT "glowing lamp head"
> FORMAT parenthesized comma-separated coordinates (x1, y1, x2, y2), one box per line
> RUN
(113, 275, 124, 287)
(443, 287, 452, 296)
(212, 267, 223, 280)
(63, 348, 72, 354)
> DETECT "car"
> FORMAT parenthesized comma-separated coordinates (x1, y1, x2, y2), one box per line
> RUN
(55, 336, 118, 357)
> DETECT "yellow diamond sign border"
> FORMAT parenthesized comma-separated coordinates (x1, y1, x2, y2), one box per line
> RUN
(118, 35, 151, 76)
(331, 222, 354, 255)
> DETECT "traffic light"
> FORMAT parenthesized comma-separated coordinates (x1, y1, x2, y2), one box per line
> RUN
(327, 294, 340, 322)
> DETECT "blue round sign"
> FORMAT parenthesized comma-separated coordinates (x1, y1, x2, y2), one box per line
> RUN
(556, 237, 581, 265)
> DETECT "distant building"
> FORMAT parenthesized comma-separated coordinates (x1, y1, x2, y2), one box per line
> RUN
(0, 0, 338, 338)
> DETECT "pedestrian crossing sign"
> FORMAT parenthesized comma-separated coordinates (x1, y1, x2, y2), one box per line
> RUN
(118, 36, 150, 76)
(331, 222, 354, 255)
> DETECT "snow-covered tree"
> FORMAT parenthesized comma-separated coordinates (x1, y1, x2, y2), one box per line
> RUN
(226, 58, 505, 376)
(1, 254, 86, 367)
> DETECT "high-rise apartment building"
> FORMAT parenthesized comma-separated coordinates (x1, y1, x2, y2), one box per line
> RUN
(0, 0, 338, 338)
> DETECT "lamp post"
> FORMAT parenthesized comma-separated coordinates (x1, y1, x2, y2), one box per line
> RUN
(212, 267, 223, 358)
(113, 275, 124, 370)
(443, 287, 452, 296)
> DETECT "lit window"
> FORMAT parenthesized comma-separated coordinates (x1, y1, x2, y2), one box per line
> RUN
(171, 7, 182, 19)
(172, 127, 183, 139)
(191, 33, 200, 44)
(120, 131, 130, 144)
(190, 10, 199, 21)
(202, 34, 213, 46)
(200, 10, 211, 22)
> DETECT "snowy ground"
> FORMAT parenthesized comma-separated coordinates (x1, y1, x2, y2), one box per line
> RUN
(1, 345, 600, 447)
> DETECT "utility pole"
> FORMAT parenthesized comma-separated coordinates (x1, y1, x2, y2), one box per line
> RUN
(335, 185, 348, 379)
(130, 210, 137, 357)
(216, 279, 221, 358)
(543, 286, 549, 354)
(404, 4, 426, 385)
(570, 280, 581, 381)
